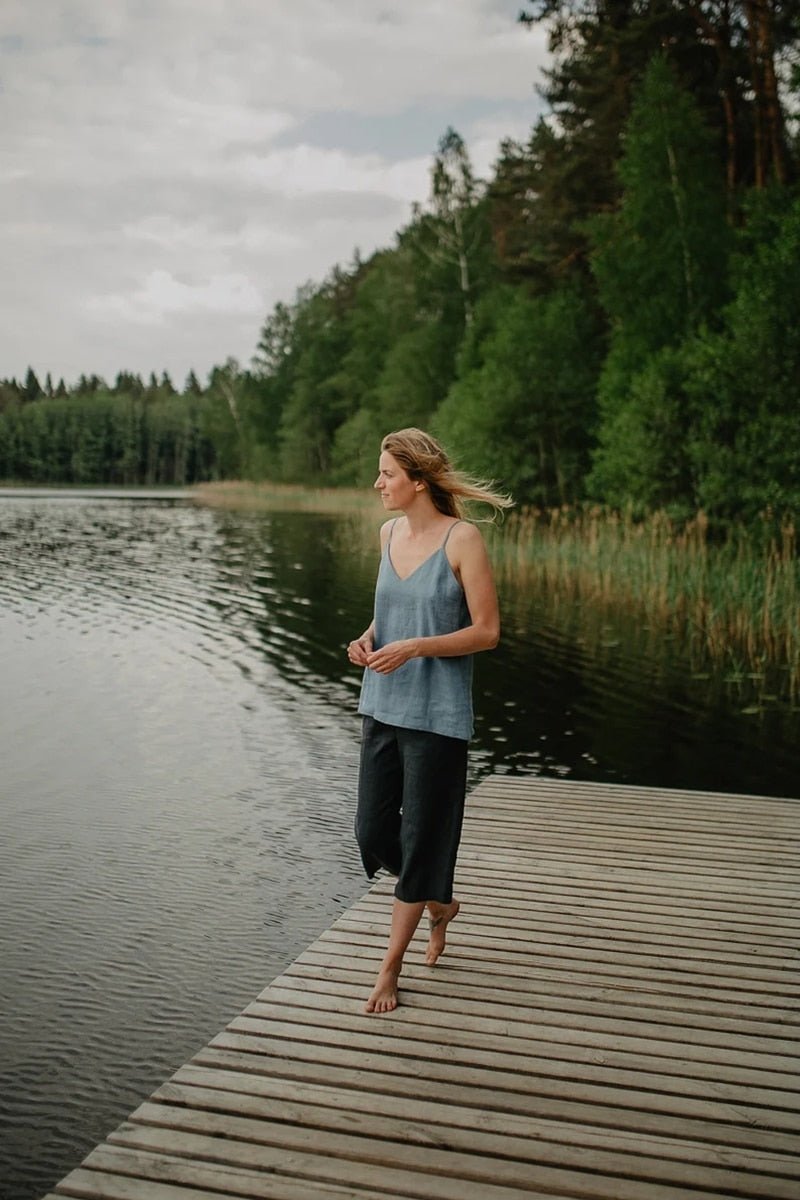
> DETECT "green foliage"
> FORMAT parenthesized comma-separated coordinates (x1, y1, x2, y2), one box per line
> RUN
(277, 273, 356, 480)
(686, 189, 800, 518)
(588, 54, 731, 508)
(591, 56, 729, 350)
(411, 127, 492, 325)
(588, 345, 697, 514)
(434, 283, 603, 503)
(0, 382, 214, 485)
(506, 1, 724, 282)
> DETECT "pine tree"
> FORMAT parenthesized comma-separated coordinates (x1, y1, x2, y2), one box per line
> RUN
(22, 367, 43, 404)
(411, 129, 491, 326)
(686, 189, 800, 517)
(588, 53, 730, 508)
(183, 369, 203, 396)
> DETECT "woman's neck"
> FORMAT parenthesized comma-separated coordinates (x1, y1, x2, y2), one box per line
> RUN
(401, 495, 449, 538)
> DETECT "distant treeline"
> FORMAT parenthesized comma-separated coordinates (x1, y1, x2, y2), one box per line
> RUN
(0, 367, 246, 485)
(3, 2, 799, 520)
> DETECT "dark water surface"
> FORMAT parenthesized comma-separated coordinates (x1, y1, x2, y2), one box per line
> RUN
(1, 492, 798, 1200)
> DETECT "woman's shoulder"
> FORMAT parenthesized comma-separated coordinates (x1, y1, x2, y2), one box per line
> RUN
(448, 518, 484, 547)
(378, 517, 399, 548)
(444, 519, 490, 570)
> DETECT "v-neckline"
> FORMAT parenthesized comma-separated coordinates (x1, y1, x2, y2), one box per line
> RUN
(386, 517, 461, 582)
(387, 543, 442, 583)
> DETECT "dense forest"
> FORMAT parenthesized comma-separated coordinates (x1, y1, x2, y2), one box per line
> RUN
(2, 1, 799, 522)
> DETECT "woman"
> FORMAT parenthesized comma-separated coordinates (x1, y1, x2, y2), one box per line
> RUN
(347, 428, 511, 1014)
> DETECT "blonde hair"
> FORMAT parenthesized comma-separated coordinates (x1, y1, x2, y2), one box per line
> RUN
(381, 427, 513, 520)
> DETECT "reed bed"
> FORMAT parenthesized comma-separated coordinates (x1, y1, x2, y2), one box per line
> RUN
(194, 482, 799, 699)
(491, 507, 799, 698)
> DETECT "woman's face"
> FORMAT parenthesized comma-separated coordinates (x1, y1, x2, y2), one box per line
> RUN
(374, 450, 419, 511)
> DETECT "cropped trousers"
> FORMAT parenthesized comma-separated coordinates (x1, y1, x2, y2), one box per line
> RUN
(355, 716, 468, 904)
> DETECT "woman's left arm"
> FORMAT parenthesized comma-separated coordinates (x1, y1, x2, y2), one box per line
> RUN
(366, 524, 499, 674)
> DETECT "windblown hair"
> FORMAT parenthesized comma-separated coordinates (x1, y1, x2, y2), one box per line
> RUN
(381, 428, 513, 520)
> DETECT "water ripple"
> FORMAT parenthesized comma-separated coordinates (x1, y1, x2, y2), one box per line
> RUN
(0, 496, 372, 1200)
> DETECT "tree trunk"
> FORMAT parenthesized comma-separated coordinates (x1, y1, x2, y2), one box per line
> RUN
(744, 0, 786, 186)
(720, 85, 738, 200)
(687, 2, 740, 203)
(661, 102, 696, 322)
(453, 208, 473, 325)
(756, 0, 788, 183)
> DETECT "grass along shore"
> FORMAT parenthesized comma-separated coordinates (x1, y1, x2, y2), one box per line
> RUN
(193, 481, 799, 700)
(489, 507, 799, 701)
(190, 479, 378, 514)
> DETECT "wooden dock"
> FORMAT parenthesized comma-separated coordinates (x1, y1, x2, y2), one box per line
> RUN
(47, 776, 800, 1199)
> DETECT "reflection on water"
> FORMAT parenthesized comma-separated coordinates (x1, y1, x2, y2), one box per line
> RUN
(1, 493, 798, 1199)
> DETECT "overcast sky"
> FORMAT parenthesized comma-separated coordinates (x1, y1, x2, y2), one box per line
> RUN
(2, 1, 549, 388)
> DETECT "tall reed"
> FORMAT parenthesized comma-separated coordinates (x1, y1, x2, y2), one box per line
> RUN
(490, 507, 799, 696)
(194, 482, 799, 698)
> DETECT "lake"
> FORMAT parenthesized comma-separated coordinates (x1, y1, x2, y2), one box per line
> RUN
(1, 490, 798, 1200)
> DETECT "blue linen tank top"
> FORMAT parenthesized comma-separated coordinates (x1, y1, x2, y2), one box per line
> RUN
(358, 519, 474, 741)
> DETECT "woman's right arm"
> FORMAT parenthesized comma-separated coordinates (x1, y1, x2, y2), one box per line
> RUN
(348, 623, 374, 666)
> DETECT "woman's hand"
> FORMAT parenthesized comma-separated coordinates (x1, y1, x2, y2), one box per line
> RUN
(347, 632, 373, 666)
(366, 639, 419, 674)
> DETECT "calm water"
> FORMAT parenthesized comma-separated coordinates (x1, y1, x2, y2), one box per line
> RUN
(1, 492, 798, 1200)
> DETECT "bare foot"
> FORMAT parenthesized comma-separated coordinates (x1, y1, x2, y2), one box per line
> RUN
(426, 899, 460, 965)
(365, 965, 400, 1014)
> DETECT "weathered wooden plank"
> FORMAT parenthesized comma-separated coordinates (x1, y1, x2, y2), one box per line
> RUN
(145, 1080, 800, 1196)
(284, 957, 800, 1029)
(256, 978, 800, 1058)
(223, 1012, 800, 1095)
(357, 890, 798, 944)
(171, 1063, 800, 1165)
(108, 1121, 558, 1200)
(443, 886, 798, 927)
(462, 822, 800, 850)
(276, 968, 800, 1046)
(467, 777, 797, 809)
(452, 854, 800, 899)
(465, 802, 799, 831)
(77, 1143, 416, 1200)
(337, 892, 800, 949)
(336, 933, 799, 984)
(207, 1029, 800, 1129)
(190, 1044, 798, 1154)
(236, 997, 800, 1079)
(463, 814, 800, 850)
(464, 794, 800, 823)
(52, 1166, 227, 1199)
(296, 941, 799, 1012)
(451, 866, 799, 908)
(336, 906, 798, 970)
(430, 886, 800, 934)
(123, 1102, 799, 1200)
(316, 927, 800, 993)
(458, 835, 799, 873)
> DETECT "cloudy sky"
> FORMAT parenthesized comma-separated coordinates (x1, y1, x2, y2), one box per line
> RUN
(2, 1, 549, 388)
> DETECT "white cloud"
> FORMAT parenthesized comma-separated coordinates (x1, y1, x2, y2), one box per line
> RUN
(87, 269, 265, 324)
(120, 215, 303, 256)
(236, 144, 431, 204)
(0, 0, 549, 383)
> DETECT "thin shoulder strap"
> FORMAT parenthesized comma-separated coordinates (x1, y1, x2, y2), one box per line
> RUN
(441, 519, 463, 549)
(386, 518, 400, 545)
